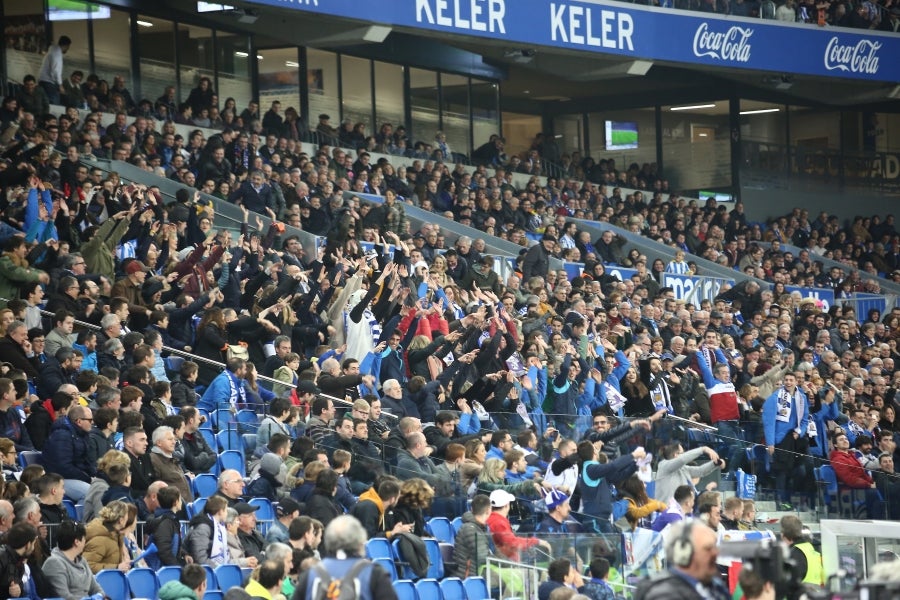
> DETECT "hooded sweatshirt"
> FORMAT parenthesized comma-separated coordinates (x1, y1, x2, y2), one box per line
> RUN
(41, 547, 104, 600)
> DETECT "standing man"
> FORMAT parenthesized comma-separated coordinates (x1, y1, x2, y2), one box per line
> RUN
(763, 373, 810, 511)
(38, 36, 72, 105)
(780, 515, 824, 587)
(694, 335, 743, 473)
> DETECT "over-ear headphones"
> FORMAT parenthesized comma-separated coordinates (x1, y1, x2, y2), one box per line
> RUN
(670, 519, 696, 567)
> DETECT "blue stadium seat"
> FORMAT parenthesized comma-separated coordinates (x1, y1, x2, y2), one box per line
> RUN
(157, 566, 182, 587)
(200, 428, 216, 449)
(198, 408, 212, 427)
(464, 576, 490, 600)
(424, 538, 444, 579)
(426, 517, 454, 543)
(440, 577, 466, 600)
(203, 592, 223, 600)
(450, 516, 462, 535)
(249, 497, 275, 533)
(241, 567, 253, 582)
(192, 473, 218, 498)
(242, 433, 257, 455)
(236, 409, 260, 434)
(62, 499, 77, 519)
(415, 578, 440, 600)
(374, 557, 398, 581)
(203, 564, 219, 591)
(164, 355, 185, 373)
(214, 564, 244, 590)
(187, 497, 207, 519)
(393, 580, 417, 600)
(74, 504, 84, 521)
(95, 570, 129, 599)
(218, 450, 245, 477)
(365, 537, 392, 560)
(18, 451, 40, 469)
(216, 429, 241, 452)
(391, 538, 419, 580)
(126, 568, 159, 599)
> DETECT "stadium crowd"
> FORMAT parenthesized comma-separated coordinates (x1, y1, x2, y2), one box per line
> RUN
(0, 63, 899, 600)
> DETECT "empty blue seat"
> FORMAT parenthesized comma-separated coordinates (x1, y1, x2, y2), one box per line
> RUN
(393, 580, 417, 600)
(62, 499, 77, 519)
(192, 473, 218, 498)
(426, 517, 454, 543)
(218, 450, 245, 477)
(374, 556, 398, 581)
(157, 565, 182, 587)
(450, 516, 462, 535)
(126, 568, 159, 599)
(18, 451, 40, 469)
(214, 564, 244, 590)
(216, 429, 241, 452)
(164, 355, 185, 373)
(464, 576, 490, 600)
(204, 592, 223, 600)
(203, 564, 219, 591)
(200, 428, 216, 449)
(415, 578, 440, 600)
(424, 538, 444, 579)
(366, 537, 392, 560)
(187, 497, 207, 519)
(249, 497, 275, 533)
(95, 570, 128, 599)
(242, 433, 257, 455)
(236, 409, 259, 434)
(440, 577, 466, 600)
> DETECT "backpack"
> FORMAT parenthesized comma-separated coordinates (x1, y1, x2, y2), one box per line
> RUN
(394, 532, 430, 578)
(308, 559, 373, 600)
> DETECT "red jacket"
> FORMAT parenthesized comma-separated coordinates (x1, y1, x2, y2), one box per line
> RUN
(486, 511, 539, 561)
(830, 449, 874, 488)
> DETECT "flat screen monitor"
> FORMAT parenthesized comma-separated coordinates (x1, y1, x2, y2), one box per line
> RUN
(605, 121, 638, 151)
(197, 2, 236, 12)
(48, 0, 110, 21)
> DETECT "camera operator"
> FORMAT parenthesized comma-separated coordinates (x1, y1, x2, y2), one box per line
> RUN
(635, 519, 731, 600)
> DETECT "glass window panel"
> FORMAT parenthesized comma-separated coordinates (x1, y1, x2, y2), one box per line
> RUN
(305, 48, 339, 132)
(257, 47, 300, 125)
(341, 55, 373, 135)
(552, 114, 584, 176)
(91, 9, 133, 104)
(4, 0, 48, 85)
(373, 60, 405, 147)
(471, 78, 499, 161)
(216, 32, 252, 122)
(410, 68, 438, 154)
(136, 15, 175, 114)
(178, 23, 216, 115)
(661, 102, 729, 190)
(441, 73, 469, 161)
(47, 1, 90, 107)
(739, 100, 787, 177)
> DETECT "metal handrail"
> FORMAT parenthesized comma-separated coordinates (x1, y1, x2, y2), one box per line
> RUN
(15, 301, 397, 419)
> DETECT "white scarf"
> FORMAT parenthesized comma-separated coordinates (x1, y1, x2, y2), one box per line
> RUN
(777, 386, 804, 431)
(210, 520, 228, 565)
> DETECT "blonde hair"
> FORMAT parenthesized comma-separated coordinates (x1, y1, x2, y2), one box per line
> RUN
(97, 449, 131, 474)
(481, 458, 507, 484)
(398, 478, 434, 509)
(408, 335, 432, 352)
(98, 500, 130, 526)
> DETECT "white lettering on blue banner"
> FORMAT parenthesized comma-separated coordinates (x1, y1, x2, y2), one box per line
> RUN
(549, 2, 634, 51)
(784, 286, 834, 311)
(663, 274, 733, 303)
(416, 0, 506, 33)
(824, 37, 881, 75)
(692, 22, 753, 63)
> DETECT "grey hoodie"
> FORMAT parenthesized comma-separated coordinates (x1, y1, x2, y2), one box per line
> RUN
(42, 547, 104, 600)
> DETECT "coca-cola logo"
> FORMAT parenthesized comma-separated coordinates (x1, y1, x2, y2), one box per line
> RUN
(824, 37, 881, 75)
(692, 23, 753, 63)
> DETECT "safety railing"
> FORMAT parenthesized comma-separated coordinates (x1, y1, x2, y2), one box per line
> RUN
(484, 555, 545, 600)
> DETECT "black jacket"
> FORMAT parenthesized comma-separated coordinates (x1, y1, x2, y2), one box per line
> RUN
(0, 545, 25, 600)
(182, 430, 217, 472)
(305, 490, 341, 529)
(146, 508, 183, 566)
(126, 449, 158, 498)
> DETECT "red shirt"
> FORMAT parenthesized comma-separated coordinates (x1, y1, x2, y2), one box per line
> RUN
(486, 511, 539, 561)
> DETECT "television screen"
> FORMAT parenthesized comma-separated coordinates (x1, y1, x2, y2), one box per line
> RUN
(48, 0, 110, 21)
(605, 121, 638, 151)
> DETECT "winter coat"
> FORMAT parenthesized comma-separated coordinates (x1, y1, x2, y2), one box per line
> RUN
(0, 253, 44, 309)
(158, 580, 200, 600)
(82, 476, 109, 523)
(40, 417, 93, 482)
(653, 447, 719, 504)
(82, 215, 130, 282)
(83, 518, 123, 574)
(150, 447, 194, 503)
(146, 508, 183, 567)
(452, 511, 493, 578)
(24, 399, 55, 450)
(305, 490, 341, 528)
(182, 430, 217, 472)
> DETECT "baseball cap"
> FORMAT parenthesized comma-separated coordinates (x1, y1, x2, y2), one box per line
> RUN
(660, 352, 675, 362)
(233, 502, 258, 515)
(490, 489, 516, 508)
(276, 497, 302, 517)
(297, 380, 320, 395)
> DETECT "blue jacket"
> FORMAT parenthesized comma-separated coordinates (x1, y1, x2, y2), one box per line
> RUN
(40, 417, 93, 482)
(198, 369, 245, 412)
(577, 454, 638, 520)
(762, 386, 809, 447)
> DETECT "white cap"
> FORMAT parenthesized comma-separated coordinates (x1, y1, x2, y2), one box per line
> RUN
(489, 489, 516, 508)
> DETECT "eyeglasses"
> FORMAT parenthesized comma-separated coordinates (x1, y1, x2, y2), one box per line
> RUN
(77, 417, 93, 422)
(73, 261, 85, 266)
(593, 420, 608, 426)
(227, 479, 244, 485)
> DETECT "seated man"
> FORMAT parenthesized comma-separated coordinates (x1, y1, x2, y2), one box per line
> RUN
(158, 563, 207, 600)
(42, 520, 105, 600)
(486, 489, 551, 561)
(198, 358, 246, 412)
(829, 431, 884, 518)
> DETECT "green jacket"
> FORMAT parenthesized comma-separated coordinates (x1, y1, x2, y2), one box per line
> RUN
(158, 580, 200, 600)
(0, 254, 43, 308)
(82, 216, 130, 282)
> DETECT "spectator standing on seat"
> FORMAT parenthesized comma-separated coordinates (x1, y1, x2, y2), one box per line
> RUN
(694, 334, 743, 473)
(763, 372, 810, 510)
(38, 36, 71, 106)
